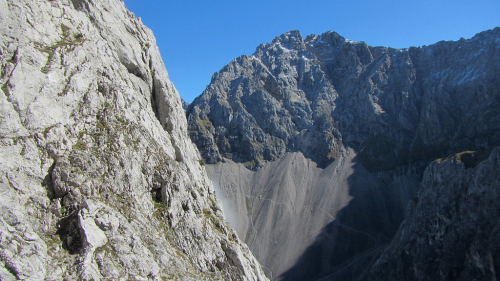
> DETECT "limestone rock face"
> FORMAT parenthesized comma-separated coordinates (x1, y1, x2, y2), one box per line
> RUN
(187, 28, 500, 172)
(371, 148, 500, 280)
(0, 0, 267, 280)
(186, 28, 500, 280)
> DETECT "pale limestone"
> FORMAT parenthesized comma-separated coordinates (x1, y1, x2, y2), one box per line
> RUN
(0, 0, 267, 280)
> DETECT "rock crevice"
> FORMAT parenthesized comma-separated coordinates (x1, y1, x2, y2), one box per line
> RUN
(0, 0, 267, 280)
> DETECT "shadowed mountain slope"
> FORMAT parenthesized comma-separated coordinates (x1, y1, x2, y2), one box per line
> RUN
(208, 151, 419, 279)
(187, 28, 500, 280)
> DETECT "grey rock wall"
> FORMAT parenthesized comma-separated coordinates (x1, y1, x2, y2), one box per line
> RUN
(187, 28, 500, 174)
(186, 27, 500, 280)
(0, 0, 267, 280)
(371, 148, 500, 280)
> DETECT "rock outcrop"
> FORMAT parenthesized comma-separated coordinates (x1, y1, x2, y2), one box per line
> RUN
(186, 28, 500, 279)
(187, 28, 500, 173)
(0, 0, 267, 280)
(371, 148, 500, 280)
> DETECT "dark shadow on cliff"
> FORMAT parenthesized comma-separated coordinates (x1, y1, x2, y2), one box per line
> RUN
(279, 154, 419, 281)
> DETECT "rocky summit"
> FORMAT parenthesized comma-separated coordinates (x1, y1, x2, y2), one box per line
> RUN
(188, 28, 500, 172)
(0, 0, 267, 280)
(187, 28, 500, 279)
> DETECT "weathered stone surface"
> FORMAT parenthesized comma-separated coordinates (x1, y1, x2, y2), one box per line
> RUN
(187, 28, 500, 174)
(187, 28, 500, 280)
(370, 148, 500, 280)
(0, 0, 267, 280)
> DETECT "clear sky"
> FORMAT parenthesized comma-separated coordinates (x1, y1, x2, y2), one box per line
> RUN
(122, 0, 499, 103)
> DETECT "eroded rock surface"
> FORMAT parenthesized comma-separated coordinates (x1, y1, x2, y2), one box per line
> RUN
(0, 0, 267, 280)
(187, 28, 500, 174)
(369, 148, 500, 280)
(187, 28, 500, 280)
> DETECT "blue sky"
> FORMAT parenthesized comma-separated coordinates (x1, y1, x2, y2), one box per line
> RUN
(122, 0, 499, 103)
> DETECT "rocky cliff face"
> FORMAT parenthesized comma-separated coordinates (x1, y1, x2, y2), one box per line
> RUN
(186, 28, 500, 280)
(187, 28, 500, 173)
(0, 0, 267, 280)
(371, 148, 500, 280)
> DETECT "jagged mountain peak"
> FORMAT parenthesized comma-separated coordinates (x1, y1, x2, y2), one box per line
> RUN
(305, 30, 355, 46)
(188, 28, 500, 172)
(270, 30, 304, 49)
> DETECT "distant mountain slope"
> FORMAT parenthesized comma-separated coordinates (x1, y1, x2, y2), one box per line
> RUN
(187, 28, 500, 173)
(186, 28, 500, 280)
(208, 150, 419, 279)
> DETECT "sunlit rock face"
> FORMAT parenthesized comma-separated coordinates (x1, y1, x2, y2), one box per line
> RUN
(187, 28, 500, 280)
(187, 28, 500, 173)
(0, 0, 268, 280)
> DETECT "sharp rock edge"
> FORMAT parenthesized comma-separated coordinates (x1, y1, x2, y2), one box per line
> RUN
(0, 0, 268, 280)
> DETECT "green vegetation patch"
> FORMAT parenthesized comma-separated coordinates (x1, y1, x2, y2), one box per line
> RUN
(72, 140, 88, 151)
(95, 241, 118, 259)
(37, 24, 86, 74)
(243, 160, 256, 168)
(327, 150, 337, 160)
(203, 208, 211, 218)
(436, 150, 492, 169)
(1, 83, 8, 95)
(198, 118, 213, 129)
(190, 118, 214, 133)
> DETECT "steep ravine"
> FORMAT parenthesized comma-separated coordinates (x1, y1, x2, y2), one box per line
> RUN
(0, 0, 267, 280)
(187, 28, 500, 280)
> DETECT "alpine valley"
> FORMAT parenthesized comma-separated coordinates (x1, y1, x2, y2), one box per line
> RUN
(1, 0, 499, 280)
(186, 28, 500, 280)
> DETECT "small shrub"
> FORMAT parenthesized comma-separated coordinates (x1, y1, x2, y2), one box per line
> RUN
(72, 140, 87, 151)
(243, 160, 256, 168)
(327, 150, 337, 160)
(1, 83, 8, 95)
(203, 209, 211, 218)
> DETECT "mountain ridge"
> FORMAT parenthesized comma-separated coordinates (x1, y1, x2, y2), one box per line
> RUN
(187, 27, 500, 175)
(187, 27, 500, 279)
